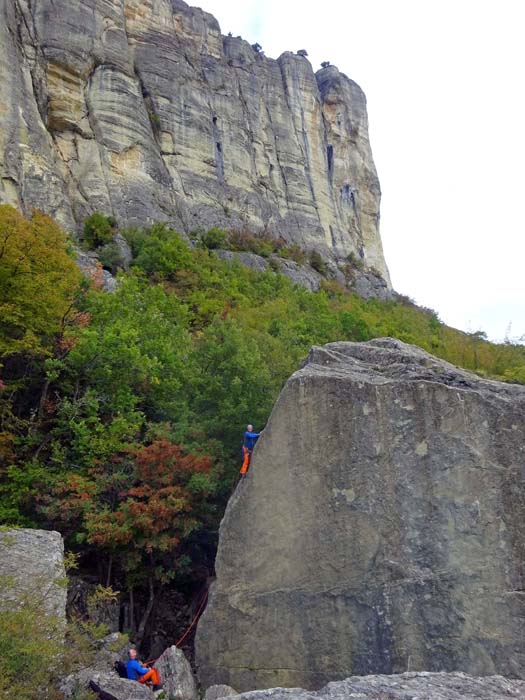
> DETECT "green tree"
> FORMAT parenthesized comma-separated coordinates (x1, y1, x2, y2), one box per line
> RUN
(0, 205, 82, 357)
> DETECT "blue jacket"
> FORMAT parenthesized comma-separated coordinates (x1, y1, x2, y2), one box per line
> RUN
(243, 431, 260, 450)
(126, 658, 149, 681)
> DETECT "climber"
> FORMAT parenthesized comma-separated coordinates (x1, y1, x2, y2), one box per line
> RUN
(240, 424, 262, 476)
(126, 648, 161, 690)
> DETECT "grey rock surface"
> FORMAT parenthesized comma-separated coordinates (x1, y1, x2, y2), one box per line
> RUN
(155, 645, 198, 700)
(210, 673, 525, 700)
(89, 672, 154, 700)
(0, 0, 390, 283)
(75, 249, 119, 292)
(60, 632, 129, 698)
(350, 268, 393, 301)
(215, 250, 324, 292)
(0, 528, 67, 623)
(215, 250, 270, 275)
(204, 685, 238, 700)
(195, 339, 525, 691)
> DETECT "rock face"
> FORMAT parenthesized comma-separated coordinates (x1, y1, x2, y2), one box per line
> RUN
(0, 528, 67, 622)
(195, 339, 525, 691)
(204, 673, 525, 700)
(0, 0, 390, 282)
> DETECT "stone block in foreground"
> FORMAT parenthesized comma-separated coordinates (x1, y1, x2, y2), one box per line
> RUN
(206, 672, 525, 700)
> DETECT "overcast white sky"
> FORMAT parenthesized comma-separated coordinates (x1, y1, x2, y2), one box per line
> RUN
(200, 0, 524, 342)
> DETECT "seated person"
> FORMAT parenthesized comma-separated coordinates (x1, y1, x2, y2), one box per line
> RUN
(126, 648, 161, 689)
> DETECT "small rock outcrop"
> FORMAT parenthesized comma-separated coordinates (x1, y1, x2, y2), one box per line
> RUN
(89, 673, 154, 700)
(196, 339, 525, 691)
(1, 0, 390, 282)
(204, 673, 525, 700)
(204, 685, 238, 700)
(0, 528, 67, 622)
(155, 645, 198, 700)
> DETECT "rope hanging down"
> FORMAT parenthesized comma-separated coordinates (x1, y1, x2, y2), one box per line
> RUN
(144, 589, 209, 665)
(175, 589, 209, 648)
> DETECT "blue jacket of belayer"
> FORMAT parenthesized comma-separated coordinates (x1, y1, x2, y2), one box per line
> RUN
(126, 658, 149, 681)
(243, 431, 260, 450)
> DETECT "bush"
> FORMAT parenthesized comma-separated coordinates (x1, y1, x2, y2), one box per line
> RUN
(98, 241, 126, 274)
(82, 213, 116, 249)
(201, 227, 228, 250)
(227, 230, 279, 257)
(121, 227, 146, 258)
(309, 250, 328, 274)
(346, 251, 364, 271)
(280, 243, 307, 266)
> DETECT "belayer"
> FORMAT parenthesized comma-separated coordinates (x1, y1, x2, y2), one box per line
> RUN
(125, 648, 162, 690)
(240, 423, 262, 476)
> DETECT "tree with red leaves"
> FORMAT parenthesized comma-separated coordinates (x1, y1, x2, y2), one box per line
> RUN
(45, 439, 214, 641)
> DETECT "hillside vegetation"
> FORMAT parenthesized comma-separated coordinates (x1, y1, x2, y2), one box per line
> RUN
(1, 205, 524, 640)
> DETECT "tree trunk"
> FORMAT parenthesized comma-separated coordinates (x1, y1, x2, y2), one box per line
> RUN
(135, 577, 155, 646)
(129, 588, 135, 634)
(106, 556, 113, 588)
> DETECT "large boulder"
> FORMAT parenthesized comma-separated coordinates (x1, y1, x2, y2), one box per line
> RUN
(203, 673, 524, 700)
(0, 528, 66, 623)
(196, 339, 525, 691)
(155, 645, 198, 700)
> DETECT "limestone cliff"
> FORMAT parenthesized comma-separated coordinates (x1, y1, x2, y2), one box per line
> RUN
(0, 0, 390, 281)
(195, 339, 525, 691)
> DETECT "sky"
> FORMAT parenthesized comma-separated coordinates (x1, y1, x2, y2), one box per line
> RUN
(199, 0, 525, 343)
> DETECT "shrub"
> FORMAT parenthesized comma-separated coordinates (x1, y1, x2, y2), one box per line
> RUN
(201, 227, 228, 250)
(121, 227, 147, 258)
(346, 251, 364, 271)
(82, 213, 116, 249)
(280, 243, 307, 265)
(309, 250, 328, 274)
(98, 241, 126, 274)
(227, 230, 275, 257)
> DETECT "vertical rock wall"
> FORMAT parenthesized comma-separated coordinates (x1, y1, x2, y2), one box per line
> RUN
(0, 0, 390, 282)
(195, 339, 525, 691)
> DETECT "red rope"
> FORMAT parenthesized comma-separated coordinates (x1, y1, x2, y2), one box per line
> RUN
(142, 589, 209, 665)
(175, 589, 209, 648)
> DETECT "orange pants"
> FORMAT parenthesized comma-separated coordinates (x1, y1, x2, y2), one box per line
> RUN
(139, 668, 161, 686)
(240, 446, 251, 475)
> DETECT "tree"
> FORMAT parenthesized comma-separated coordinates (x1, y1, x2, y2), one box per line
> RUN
(297, 49, 308, 57)
(45, 440, 214, 641)
(82, 212, 116, 249)
(251, 42, 262, 53)
(321, 61, 331, 68)
(0, 205, 82, 358)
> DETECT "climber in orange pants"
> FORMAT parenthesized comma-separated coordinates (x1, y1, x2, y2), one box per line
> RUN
(240, 424, 261, 476)
(138, 667, 161, 687)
